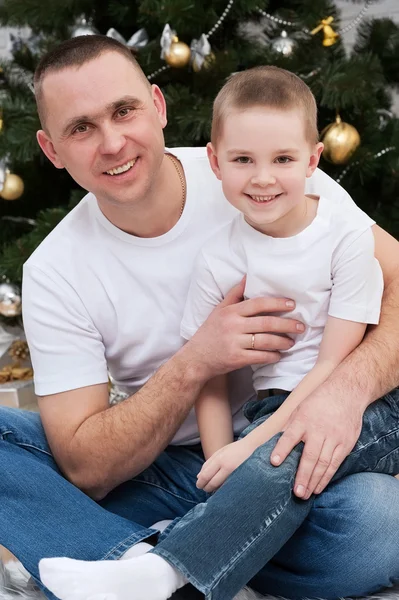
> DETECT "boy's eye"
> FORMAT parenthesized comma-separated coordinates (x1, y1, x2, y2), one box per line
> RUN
(234, 156, 251, 163)
(275, 156, 292, 164)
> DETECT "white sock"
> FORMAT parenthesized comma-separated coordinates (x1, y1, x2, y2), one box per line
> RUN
(120, 519, 172, 559)
(120, 542, 153, 560)
(39, 552, 188, 600)
(151, 519, 172, 533)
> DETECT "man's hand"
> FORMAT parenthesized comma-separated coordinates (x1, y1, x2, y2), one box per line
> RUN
(186, 277, 305, 381)
(271, 389, 363, 499)
(197, 438, 255, 492)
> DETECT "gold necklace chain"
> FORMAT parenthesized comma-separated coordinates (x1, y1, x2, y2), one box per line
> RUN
(166, 153, 186, 217)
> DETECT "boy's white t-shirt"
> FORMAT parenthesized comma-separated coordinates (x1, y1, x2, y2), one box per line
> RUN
(22, 147, 376, 445)
(181, 195, 383, 392)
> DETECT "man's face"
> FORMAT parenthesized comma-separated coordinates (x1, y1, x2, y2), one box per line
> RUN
(37, 51, 167, 208)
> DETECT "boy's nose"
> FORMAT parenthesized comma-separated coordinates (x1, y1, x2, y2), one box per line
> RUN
(250, 171, 277, 186)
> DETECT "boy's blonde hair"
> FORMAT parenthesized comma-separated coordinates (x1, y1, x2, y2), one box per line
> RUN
(211, 66, 319, 146)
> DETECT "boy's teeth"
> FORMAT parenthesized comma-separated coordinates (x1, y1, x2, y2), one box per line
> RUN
(106, 159, 135, 176)
(250, 194, 277, 202)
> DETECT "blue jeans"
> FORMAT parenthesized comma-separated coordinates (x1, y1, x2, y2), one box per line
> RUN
(153, 389, 399, 599)
(0, 401, 399, 600)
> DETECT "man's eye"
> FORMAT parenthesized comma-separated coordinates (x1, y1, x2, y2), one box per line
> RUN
(73, 124, 89, 134)
(117, 107, 131, 117)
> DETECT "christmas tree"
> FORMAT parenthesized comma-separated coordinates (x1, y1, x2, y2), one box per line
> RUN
(0, 0, 398, 326)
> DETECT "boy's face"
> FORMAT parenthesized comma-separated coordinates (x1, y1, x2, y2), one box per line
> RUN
(207, 107, 323, 235)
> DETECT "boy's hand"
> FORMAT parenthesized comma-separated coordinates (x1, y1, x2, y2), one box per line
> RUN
(196, 438, 256, 493)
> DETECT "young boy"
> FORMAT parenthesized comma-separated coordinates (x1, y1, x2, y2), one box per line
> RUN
(180, 65, 391, 495)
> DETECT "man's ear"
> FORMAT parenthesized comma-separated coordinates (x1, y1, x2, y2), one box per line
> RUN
(36, 130, 65, 169)
(151, 84, 167, 129)
(306, 142, 324, 178)
(206, 142, 222, 180)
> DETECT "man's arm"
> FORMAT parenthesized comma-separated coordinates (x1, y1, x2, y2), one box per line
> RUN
(271, 225, 399, 499)
(39, 279, 302, 500)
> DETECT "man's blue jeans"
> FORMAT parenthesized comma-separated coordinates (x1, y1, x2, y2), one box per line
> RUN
(0, 400, 399, 600)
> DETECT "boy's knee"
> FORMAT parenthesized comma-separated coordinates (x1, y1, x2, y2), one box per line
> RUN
(248, 439, 302, 483)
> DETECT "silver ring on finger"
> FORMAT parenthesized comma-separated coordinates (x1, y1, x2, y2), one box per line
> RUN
(251, 333, 256, 350)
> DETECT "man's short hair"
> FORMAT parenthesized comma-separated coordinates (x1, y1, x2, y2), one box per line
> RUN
(34, 34, 150, 129)
(211, 65, 319, 146)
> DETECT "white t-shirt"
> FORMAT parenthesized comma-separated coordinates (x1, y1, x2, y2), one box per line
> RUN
(181, 195, 383, 392)
(22, 147, 377, 444)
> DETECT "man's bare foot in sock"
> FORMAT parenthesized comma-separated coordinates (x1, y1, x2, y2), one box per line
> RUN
(39, 553, 187, 600)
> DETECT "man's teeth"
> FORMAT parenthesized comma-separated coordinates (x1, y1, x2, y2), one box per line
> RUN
(250, 194, 277, 203)
(106, 159, 136, 176)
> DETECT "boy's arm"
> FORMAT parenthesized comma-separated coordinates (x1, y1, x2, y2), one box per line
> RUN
(272, 225, 387, 498)
(196, 374, 233, 460)
(242, 317, 367, 451)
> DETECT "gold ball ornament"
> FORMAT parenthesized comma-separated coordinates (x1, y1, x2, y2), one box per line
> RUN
(321, 115, 361, 165)
(165, 36, 191, 68)
(0, 173, 24, 200)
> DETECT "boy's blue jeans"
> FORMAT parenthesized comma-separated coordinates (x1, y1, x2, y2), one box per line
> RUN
(153, 390, 399, 599)
(0, 393, 399, 600)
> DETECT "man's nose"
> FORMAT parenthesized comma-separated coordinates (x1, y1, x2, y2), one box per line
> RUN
(250, 169, 276, 187)
(99, 125, 126, 155)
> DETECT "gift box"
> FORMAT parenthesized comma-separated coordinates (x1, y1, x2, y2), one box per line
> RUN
(0, 339, 37, 409)
(0, 378, 36, 409)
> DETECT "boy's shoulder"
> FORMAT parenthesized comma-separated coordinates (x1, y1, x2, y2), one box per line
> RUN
(199, 214, 242, 260)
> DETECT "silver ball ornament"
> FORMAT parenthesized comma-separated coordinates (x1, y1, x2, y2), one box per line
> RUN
(271, 30, 296, 56)
(71, 15, 98, 38)
(0, 282, 22, 317)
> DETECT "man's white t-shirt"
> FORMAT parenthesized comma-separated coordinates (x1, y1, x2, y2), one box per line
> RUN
(181, 195, 383, 393)
(22, 147, 377, 444)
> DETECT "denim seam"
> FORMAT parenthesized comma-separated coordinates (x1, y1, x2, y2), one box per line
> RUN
(0, 429, 53, 456)
(0, 431, 53, 456)
(209, 498, 290, 594)
(101, 529, 157, 560)
(351, 425, 399, 453)
(155, 496, 294, 598)
(132, 479, 199, 505)
(375, 446, 399, 469)
(153, 547, 209, 595)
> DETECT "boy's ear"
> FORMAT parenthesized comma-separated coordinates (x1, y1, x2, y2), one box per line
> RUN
(207, 142, 222, 180)
(306, 142, 324, 178)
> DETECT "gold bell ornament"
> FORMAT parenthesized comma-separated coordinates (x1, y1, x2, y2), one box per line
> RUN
(321, 115, 361, 165)
(311, 17, 339, 47)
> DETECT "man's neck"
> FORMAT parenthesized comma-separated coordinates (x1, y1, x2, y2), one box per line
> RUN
(96, 154, 185, 238)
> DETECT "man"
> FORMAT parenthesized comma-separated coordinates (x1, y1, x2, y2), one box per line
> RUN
(1, 34, 398, 599)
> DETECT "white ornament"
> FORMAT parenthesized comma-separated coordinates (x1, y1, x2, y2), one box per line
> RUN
(271, 30, 296, 56)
